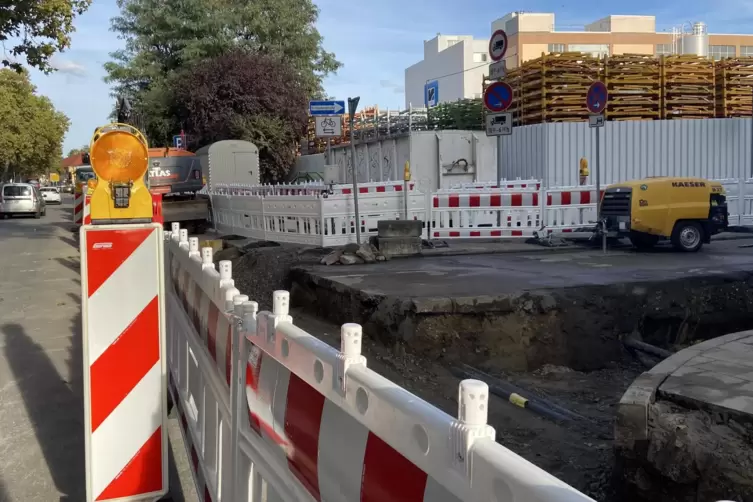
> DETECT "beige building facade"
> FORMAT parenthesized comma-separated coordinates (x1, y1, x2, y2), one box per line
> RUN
(495, 12, 753, 69)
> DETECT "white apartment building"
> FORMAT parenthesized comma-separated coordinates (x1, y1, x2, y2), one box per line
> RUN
(404, 35, 490, 109)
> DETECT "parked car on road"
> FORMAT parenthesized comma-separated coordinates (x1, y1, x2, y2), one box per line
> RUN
(0, 183, 46, 218)
(40, 186, 62, 204)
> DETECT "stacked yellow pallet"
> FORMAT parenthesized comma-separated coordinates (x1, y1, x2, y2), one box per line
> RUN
(604, 54, 661, 121)
(661, 55, 715, 119)
(518, 52, 602, 125)
(715, 57, 753, 118)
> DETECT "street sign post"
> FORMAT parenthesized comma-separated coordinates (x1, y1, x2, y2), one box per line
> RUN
(486, 112, 513, 136)
(586, 81, 609, 254)
(309, 100, 346, 116)
(347, 96, 362, 244)
(424, 80, 439, 108)
(484, 80, 514, 212)
(489, 29, 508, 62)
(314, 116, 342, 137)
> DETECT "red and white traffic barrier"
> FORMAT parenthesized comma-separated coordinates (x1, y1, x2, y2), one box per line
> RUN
(74, 192, 86, 224)
(432, 228, 534, 239)
(82, 195, 92, 225)
(243, 321, 458, 501)
(337, 181, 416, 194)
(542, 187, 604, 235)
(450, 179, 541, 190)
(170, 236, 235, 388)
(433, 191, 539, 208)
(81, 223, 167, 501)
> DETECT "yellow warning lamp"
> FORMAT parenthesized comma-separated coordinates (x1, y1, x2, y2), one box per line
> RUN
(579, 157, 589, 177)
(88, 123, 152, 223)
(403, 160, 411, 182)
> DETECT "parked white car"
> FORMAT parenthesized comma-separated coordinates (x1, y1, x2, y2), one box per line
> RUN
(40, 187, 62, 204)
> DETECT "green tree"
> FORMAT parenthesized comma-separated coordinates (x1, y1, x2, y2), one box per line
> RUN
(168, 50, 308, 181)
(0, 69, 69, 180)
(0, 0, 92, 73)
(66, 144, 89, 157)
(104, 0, 341, 145)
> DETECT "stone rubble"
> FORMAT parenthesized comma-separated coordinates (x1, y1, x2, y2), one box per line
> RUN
(319, 242, 389, 266)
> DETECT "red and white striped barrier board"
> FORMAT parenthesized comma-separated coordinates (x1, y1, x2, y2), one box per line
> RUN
(170, 249, 234, 388)
(244, 335, 462, 502)
(432, 228, 534, 239)
(74, 192, 86, 224)
(546, 188, 604, 206)
(83, 195, 92, 225)
(81, 223, 168, 502)
(451, 181, 542, 190)
(433, 191, 539, 208)
(338, 182, 416, 195)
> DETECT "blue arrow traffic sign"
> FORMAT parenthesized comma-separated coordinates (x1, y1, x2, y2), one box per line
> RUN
(586, 81, 608, 114)
(309, 100, 346, 116)
(484, 82, 513, 112)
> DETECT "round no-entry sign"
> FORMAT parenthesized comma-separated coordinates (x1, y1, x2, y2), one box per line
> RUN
(489, 30, 508, 62)
(484, 82, 513, 112)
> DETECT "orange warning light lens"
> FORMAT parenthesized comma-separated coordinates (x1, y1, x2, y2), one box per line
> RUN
(87, 179, 97, 190)
(90, 130, 148, 183)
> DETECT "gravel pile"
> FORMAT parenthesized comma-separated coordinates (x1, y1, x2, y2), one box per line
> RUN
(219, 241, 325, 310)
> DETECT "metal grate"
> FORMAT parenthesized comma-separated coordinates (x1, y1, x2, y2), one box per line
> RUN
(601, 188, 632, 217)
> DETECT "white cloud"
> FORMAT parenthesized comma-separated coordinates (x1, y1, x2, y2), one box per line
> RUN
(50, 58, 87, 77)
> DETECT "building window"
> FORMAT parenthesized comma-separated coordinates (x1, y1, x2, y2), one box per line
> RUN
(709, 45, 735, 61)
(473, 53, 488, 63)
(740, 46, 753, 56)
(656, 44, 673, 56)
(548, 43, 565, 53)
(567, 44, 609, 58)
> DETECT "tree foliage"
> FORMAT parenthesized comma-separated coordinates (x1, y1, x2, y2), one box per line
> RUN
(0, 0, 92, 73)
(66, 144, 88, 157)
(103, 0, 341, 160)
(168, 50, 308, 181)
(106, 0, 339, 98)
(0, 69, 69, 180)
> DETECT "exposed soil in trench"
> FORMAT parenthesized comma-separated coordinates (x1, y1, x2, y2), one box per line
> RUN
(224, 242, 753, 501)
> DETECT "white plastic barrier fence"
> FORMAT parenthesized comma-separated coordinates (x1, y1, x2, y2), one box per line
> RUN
(206, 178, 753, 244)
(210, 183, 426, 246)
(449, 179, 542, 190)
(164, 223, 596, 502)
(429, 189, 540, 239)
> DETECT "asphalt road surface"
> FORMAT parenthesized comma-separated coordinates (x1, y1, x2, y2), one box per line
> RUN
(0, 196, 196, 502)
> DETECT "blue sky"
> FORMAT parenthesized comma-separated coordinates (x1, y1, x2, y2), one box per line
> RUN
(18, 0, 753, 154)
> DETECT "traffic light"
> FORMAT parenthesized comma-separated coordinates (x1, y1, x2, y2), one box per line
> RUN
(88, 123, 153, 223)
